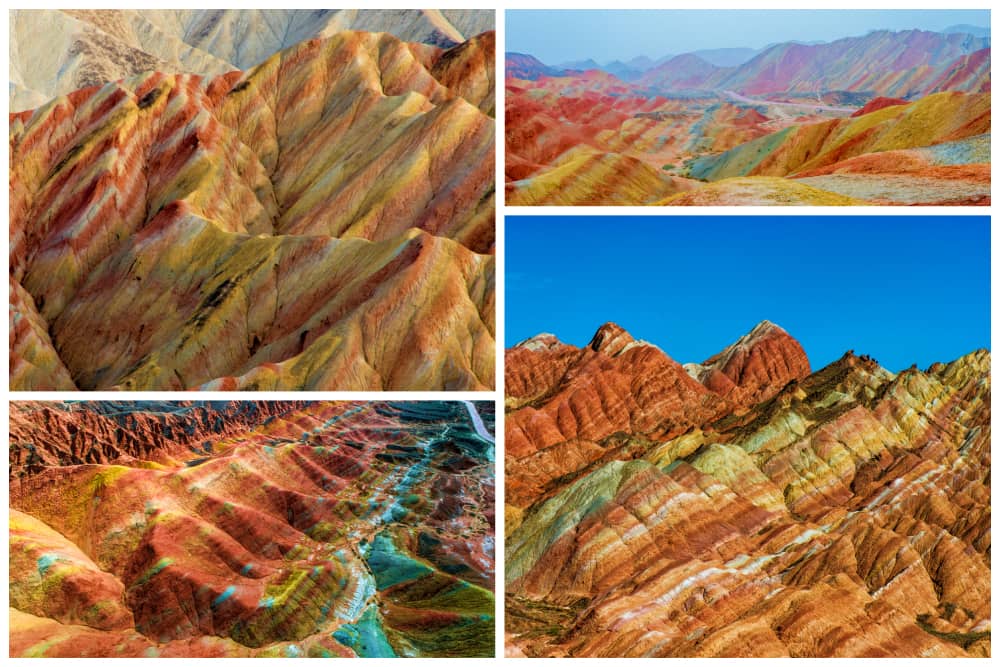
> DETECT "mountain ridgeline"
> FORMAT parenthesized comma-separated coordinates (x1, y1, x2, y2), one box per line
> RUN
(505, 321, 990, 657)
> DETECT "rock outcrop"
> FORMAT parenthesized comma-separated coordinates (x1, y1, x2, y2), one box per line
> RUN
(684, 320, 811, 406)
(506, 322, 990, 658)
(10, 401, 495, 657)
(10, 27, 496, 391)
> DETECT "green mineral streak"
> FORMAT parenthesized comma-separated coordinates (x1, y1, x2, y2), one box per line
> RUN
(91, 465, 131, 493)
(284, 544, 309, 560)
(82, 599, 120, 627)
(365, 532, 433, 591)
(306, 521, 337, 542)
(916, 614, 991, 650)
(507, 459, 653, 584)
(688, 125, 795, 181)
(384, 612, 494, 658)
(231, 562, 346, 648)
(22, 640, 58, 657)
(132, 557, 174, 588)
(422, 581, 493, 615)
(390, 575, 494, 615)
(332, 605, 396, 657)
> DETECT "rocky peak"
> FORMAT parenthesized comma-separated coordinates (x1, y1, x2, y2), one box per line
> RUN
(514, 332, 564, 352)
(694, 320, 811, 406)
(588, 322, 638, 357)
(741, 319, 787, 343)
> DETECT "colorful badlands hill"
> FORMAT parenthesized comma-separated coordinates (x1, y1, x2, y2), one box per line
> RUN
(10, 400, 496, 657)
(505, 28, 990, 206)
(10, 27, 496, 391)
(505, 322, 990, 657)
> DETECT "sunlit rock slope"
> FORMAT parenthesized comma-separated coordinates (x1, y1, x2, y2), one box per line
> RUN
(10, 27, 496, 391)
(506, 322, 989, 657)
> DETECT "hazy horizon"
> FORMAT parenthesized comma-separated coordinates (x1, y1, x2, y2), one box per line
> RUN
(507, 216, 990, 373)
(506, 9, 989, 65)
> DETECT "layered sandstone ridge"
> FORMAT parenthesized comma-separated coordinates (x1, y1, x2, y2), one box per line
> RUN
(506, 322, 990, 657)
(684, 320, 811, 406)
(10, 401, 496, 657)
(10, 401, 308, 478)
(10, 28, 496, 391)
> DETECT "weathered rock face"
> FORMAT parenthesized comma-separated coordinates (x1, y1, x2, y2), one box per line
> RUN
(10, 401, 495, 657)
(504, 323, 730, 514)
(506, 323, 990, 658)
(10, 27, 496, 391)
(9, 401, 308, 477)
(684, 320, 811, 406)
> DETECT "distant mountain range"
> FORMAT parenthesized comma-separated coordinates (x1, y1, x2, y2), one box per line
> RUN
(553, 48, 760, 81)
(943, 23, 990, 38)
(507, 27, 989, 98)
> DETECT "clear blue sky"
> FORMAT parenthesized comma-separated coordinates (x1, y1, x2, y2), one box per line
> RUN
(506, 216, 990, 372)
(506, 10, 990, 64)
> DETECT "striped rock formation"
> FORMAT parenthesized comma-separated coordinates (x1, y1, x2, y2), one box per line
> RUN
(10, 401, 309, 477)
(10, 401, 495, 657)
(505, 27, 990, 207)
(690, 91, 989, 181)
(10, 28, 496, 391)
(506, 323, 990, 658)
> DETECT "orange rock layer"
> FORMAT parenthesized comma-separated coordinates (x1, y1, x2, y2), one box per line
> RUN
(506, 322, 990, 658)
(11, 401, 496, 657)
(10, 30, 496, 391)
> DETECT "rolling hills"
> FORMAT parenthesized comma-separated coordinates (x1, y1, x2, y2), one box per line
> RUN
(10, 401, 496, 657)
(505, 322, 990, 657)
(505, 26, 990, 206)
(10, 23, 496, 390)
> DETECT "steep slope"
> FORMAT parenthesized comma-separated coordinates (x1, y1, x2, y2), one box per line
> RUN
(9, 9, 233, 113)
(684, 320, 810, 406)
(10, 401, 496, 657)
(505, 323, 730, 517)
(10, 401, 308, 477)
(10, 30, 496, 391)
(506, 323, 990, 658)
(10, 9, 495, 112)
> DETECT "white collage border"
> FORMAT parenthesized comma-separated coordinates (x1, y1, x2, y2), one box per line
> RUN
(2, 0, 996, 663)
